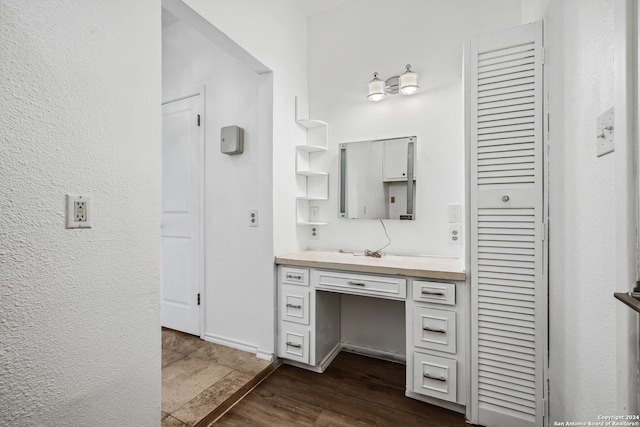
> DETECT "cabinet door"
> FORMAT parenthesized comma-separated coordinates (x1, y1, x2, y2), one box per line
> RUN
(280, 267, 309, 286)
(413, 281, 456, 305)
(383, 139, 409, 181)
(413, 353, 457, 403)
(315, 270, 406, 300)
(413, 307, 456, 354)
(280, 287, 310, 325)
(279, 325, 310, 364)
(468, 20, 546, 427)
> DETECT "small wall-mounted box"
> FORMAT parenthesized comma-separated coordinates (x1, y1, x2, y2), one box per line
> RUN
(221, 125, 244, 155)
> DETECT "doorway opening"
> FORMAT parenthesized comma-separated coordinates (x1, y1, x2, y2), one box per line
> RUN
(160, 2, 275, 424)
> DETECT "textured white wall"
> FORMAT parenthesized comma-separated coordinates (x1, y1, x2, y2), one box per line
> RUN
(0, 1, 161, 426)
(162, 20, 275, 356)
(306, 0, 521, 257)
(540, 0, 619, 421)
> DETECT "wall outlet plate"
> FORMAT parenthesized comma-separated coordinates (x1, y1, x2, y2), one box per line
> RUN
(249, 209, 258, 227)
(66, 194, 92, 229)
(310, 226, 319, 240)
(596, 107, 614, 157)
(449, 224, 461, 245)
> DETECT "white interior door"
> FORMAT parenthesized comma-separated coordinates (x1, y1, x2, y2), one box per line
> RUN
(161, 93, 203, 336)
(468, 21, 548, 427)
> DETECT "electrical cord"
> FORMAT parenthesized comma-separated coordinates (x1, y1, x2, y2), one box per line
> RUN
(339, 219, 391, 258)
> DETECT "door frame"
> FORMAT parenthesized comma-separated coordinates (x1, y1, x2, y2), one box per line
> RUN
(161, 85, 206, 338)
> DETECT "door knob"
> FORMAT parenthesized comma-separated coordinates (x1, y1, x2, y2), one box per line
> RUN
(502, 195, 510, 202)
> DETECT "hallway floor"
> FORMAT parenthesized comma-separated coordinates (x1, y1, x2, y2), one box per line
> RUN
(161, 328, 272, 426)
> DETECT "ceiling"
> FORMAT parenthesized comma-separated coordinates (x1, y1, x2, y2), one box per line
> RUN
(162, 1, 353, 29)
(161, 8, 179, 28)
(297, 0, 353, 16)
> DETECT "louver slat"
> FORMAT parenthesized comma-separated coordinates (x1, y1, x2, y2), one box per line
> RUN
(478, 115, 534, 129)
(479, 367, 536, 386)
(478, 314, 535, 329)
(470, 21, 544, 427)
(479, 63, 535, 80)
(479, 56, 535, 74)
(479, 390, 536, 415)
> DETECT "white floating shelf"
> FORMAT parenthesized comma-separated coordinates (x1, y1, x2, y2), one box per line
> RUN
(296, 144, 328, 153)
(296, 170, 328, 177)
(296, 196, 329, 201)
(295, 96, 329, 227)
(296, 119, 328, 129)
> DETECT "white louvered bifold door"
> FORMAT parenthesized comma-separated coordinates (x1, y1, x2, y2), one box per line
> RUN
(468, 21, 547, 427)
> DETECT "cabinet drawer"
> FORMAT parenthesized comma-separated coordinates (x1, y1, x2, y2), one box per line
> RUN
(314, 270, 406, 300)
(279, 324, 310, 364)
(413, 281, 455, 305)
(413, 353, 457, 402)
(280, 267, 309, 286)
(280, 287, 310, 325)
(413, 307, 456, 354)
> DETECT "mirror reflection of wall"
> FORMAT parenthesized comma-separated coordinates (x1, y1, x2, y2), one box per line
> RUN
(339, 136, 416, 220)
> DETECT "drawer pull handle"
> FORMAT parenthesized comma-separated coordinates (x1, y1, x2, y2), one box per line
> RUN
(424, 373, 447, 382)
(347, 281, 366, 287)
(286, 303, 302, 309)
(423, 327, 446, 334)
(286, 273, 302, 280)
(286, 342, 301, 349)
(422, 290, 445, 296)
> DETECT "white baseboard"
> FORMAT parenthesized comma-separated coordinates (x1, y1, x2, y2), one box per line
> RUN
(283, 359, 325, 373)
(405, 390, 465, 414)
(203, 333, 274, 361)
(316, 342, 342, 372)
(256, 350, 274, 362)
(341, 343, 406, 364)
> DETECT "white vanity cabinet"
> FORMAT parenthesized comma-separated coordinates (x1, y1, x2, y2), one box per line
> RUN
(275, 251, 467, 415)
(405, 280, 468, 413)
(278, 266, 341, 370)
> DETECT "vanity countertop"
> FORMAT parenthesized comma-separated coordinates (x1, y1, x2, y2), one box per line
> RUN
(275, 250, 466, 281)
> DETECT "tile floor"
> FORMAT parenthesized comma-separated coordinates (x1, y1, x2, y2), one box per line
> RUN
(161, 328, 271, 426)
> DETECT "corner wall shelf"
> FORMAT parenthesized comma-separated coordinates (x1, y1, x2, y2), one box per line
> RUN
(295, 97, 329, 226)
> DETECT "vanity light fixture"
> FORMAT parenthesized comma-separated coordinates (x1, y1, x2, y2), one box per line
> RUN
(366, 72, 386, 101)
(367, 64, 419, 101)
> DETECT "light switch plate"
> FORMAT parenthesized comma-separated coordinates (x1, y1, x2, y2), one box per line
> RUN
(596, 107, 614, 157)
(66, 194, 92, 229)
(448, 204, 462, 223)
(309, 206, 320, 223)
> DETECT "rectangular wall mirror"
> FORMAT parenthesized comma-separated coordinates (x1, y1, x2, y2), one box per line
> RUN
(339, 136, 416, 220)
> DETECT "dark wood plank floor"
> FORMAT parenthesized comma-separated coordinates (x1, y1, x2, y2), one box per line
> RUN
(214, 351, 469, 426)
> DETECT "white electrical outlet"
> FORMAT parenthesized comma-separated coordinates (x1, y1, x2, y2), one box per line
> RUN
(448, 204, 462, 223)
(249, 209, 258, 227)
(449, 224, 462, 245)
(310, 226, 320, 240)
(66, 194, 92, 229)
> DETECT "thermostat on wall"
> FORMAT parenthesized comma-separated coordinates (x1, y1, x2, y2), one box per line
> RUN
(221, 125, 244, 155)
